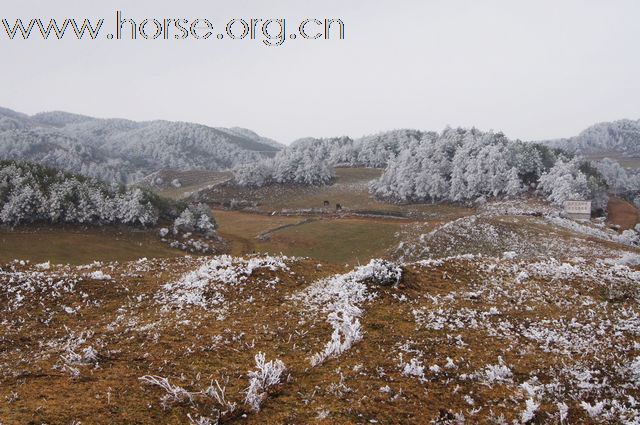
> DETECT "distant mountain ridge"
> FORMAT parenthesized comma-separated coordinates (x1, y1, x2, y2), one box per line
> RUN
(543, 119, 640, 157)
(0, 107, 284, 183)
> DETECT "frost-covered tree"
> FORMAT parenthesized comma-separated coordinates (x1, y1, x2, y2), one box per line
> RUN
(233, 160, 275, 187)
(370, 128, 546, 203)
(0, 160, 167, 227)
(594, 158, 639, 195)
(538, 158, 608, 210)
(272, 149, 334, 185)
(0, 108, 282, 184)
(173, 208, 196, 233)
(115, 188, 158, 226)
(173, 202, 217, 235)
(233, 148, 334, 187)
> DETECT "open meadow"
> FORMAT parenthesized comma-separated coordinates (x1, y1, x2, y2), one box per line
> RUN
(0, 227, 183, 265)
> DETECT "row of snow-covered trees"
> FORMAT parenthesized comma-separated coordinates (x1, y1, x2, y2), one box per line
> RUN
(0, 160, 158, 226)
(369, 128, 615, 208)
(233, 129, 427, 187)
(0, 160, 218, 231)
(371, 129, 535, 202)
(233, 148, 335, 187)
(593, 158, 640, 195)
(288, 130, 426, 168)
(234, 125, 640, 210)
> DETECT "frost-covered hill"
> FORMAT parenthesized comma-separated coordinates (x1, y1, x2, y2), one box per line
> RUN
(0, 108, 283, 183)
(544, 119, 640, 156)
(2, 238, 640, 423)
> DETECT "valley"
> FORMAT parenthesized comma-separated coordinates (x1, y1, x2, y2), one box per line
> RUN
(1, 116, 640, 424)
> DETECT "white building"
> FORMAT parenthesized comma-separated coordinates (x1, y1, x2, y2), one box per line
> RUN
(564, 200, 592, 220)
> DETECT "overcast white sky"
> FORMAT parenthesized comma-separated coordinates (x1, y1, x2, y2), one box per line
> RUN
(1, 0, 639, 144)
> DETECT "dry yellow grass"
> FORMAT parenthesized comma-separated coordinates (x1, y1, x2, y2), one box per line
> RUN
(0, 227, 183, 265)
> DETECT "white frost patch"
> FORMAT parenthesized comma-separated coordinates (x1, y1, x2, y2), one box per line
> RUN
(87, 270, 112, 281)
(35, 261, 51, 270)
(547, 216, 639, 247)
(581, 400, 606, 419)
(158, 255, 290, 311)
(502, 251, 517, 260)
(605, 252, 640, 266)
(521, 398, 539, 423)
(401, 358, 426, 381)
(628, 357, 640, 386)
(483, 358, 513, 384)
(294, 259, 402, 367)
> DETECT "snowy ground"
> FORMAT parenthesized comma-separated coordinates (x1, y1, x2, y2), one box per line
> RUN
(1, 201, 640, 424)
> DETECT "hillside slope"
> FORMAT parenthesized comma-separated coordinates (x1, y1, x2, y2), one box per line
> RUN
(544, 119, 640, 157)
(0, 108, 282, 183)
(1, 250, 639, 424)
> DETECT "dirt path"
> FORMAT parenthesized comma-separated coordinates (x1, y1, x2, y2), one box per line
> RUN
(255, 218, 318, 241)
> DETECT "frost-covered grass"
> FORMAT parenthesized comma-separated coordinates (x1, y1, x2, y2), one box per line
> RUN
(547, 215, 640, 246)
(157, 255, 292, 318)
(395, 199, 640, 262)
(410, 254, 640, 423)
(1, 247, 639, 424)
(293, 259, 402, 366)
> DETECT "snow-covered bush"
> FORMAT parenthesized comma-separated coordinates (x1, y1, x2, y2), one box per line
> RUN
(172, 203, 217, 236)
(521, 398, 540, 423)
(87, 270, 112, 281)
(295, 259, 398, 367)
(401, 358, 426, 380)
(350, 259, 402, 286)
(483, 357, 513, 384)
(138, 375, 194, 408)
(310, 312, 363, 367)
(158, 255, 290, 310)
(244, 352, 286, 411)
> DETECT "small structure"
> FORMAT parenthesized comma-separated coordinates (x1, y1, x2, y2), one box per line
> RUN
(336, 203, 342, 211)
(564, 200, 592, 220)
(323, 200, 330, 207)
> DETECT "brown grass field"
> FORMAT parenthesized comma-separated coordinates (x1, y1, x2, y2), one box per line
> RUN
(585, 154, 640, 169)
(607, 197, 640, 230)
(1, 251, 639, 424)
(213, 209, 406, 264)
(0, 227, 183, 265)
